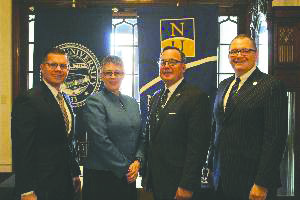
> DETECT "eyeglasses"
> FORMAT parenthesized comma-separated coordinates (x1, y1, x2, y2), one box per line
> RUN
(45, 63, 69, 70)
(102, 71, 125, 78)
(229, 48, 256, 55)
(158, 59, 183, 67)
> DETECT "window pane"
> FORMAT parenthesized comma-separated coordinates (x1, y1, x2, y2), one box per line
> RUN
(112, 46, 134, 74)
(134, 47, 139, 74)
(220, 19, 237, 44)
(29, 15, 34, 42)
(134, 75, 140, 102)
(111, 18, 138, 100)
(120, 75, 133, 97)
(258, 44, 268, 73)
(218, 74, 233, 84)
(28, 73, 33, 89)
(125, 19, 137, 25)
(114, 24, 134, 45)
(29, 44, 34, 71)
(134, 24, 138, 45)
(257, 15, 268, 74)
(112, 18, 123, 25)
(219, 45, 234, 73)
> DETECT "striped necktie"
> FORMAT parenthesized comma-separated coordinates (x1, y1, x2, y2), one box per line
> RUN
(57, 92, 70, 134)
(226, 77, 241, 110)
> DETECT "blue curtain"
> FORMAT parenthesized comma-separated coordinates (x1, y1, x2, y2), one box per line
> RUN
(138, 5, 219, 123)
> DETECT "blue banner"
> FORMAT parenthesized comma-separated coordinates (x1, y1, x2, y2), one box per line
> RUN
(138, 6, 218, 123)
(34, 7, 112, 111)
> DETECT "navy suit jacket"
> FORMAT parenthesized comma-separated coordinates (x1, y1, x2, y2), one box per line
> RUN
(143, 80, 211, 198)
(209, 68, 288, 199)
(11, 81, 80, 199)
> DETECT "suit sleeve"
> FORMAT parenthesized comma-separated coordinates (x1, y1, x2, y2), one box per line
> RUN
(255, 80, 288, 188)
(179, 92, 212, 191)
(11, 95, 38, 194)
(82, 96, 130, 178)
(207, 117, 216, 170)
(134, 103, 145, 161)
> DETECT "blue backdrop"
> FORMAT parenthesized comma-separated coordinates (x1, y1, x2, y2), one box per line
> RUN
(34, 7, 112, 112)
(138, 5, 219, 123)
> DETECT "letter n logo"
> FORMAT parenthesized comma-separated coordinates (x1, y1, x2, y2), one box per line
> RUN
(160, 18, 195, 57)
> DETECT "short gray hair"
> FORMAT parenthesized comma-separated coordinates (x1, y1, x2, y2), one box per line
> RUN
(100, 55, 124, 72)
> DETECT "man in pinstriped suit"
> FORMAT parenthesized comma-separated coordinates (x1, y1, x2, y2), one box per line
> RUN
(209, 34, 288, 200)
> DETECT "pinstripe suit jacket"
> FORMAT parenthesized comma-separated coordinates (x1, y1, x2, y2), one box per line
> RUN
(209, 68, 288, 199)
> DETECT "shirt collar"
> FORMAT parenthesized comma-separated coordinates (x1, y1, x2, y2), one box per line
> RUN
(236, 66, 256, 84)
(165, 77, 184, 94)
(43, 79, 61, 98)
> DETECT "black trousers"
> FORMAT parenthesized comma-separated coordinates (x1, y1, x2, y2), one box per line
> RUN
(82, 168, 137, 200)
(215, 179, 277, 200)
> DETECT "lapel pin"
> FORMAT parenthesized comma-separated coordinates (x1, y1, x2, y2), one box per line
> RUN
(176, 93, 181, 97)
(253, 81, 257, 86)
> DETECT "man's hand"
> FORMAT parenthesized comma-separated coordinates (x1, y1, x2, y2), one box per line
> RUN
(127, 160, 140, 183)
(73, 176, 81, 193)
(249, 183, 268, 200)
(21, 192, 37, 200)
(175, 187, 193, 200)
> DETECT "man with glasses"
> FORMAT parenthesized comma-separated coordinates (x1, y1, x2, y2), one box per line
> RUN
(11, 48, 81, 200)
(208, 34, 288, 200)
(143, 46, 211, 200)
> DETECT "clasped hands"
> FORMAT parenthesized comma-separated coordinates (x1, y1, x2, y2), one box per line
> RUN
(126, 160, 140, 183)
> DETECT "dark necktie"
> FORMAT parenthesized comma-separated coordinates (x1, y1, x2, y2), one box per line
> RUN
(156, 89, 170, 117)
(226, 77, 241, 110)
(57, 92, 70, 134)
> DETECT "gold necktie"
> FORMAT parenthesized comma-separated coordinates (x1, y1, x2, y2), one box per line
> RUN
(57, 92, 70, 134)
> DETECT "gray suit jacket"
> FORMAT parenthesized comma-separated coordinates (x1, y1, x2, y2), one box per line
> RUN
(82, 88, 144, 178)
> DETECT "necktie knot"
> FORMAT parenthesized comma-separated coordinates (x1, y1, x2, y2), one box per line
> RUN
(230, 77, 241, 97)
(57, 92, 63, 100)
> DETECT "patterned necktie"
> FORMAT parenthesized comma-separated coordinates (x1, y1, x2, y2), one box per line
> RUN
(57, 92, 70, 134)
(157, 89, 170, 114)
(226, 77, 241, 110)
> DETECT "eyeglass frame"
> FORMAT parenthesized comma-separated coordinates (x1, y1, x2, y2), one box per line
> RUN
(157, 59, 184, 67)
(101, 70, 125, 78)
(229, 48, 257, 55)
(44, 62, 69, 70)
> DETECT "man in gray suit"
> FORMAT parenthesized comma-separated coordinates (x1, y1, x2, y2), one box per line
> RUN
(209, 34, 288, 200)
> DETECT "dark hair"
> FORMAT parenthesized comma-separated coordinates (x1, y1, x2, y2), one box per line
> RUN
(161, 46, 186, 63)
(42, 47, 68, 63)
(230, 34, 257, 50)
(100, 55, 124, 71)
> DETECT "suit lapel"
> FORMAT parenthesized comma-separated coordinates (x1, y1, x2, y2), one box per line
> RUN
(152, 81, 185, 141)
(148, 90, 163, 141)
(40, 82, 70, 136)
(220, 76, 235, 112)
(224, 69, 263, 119)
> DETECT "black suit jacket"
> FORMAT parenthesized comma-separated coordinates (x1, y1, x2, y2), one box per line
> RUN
(143, 80, 211, 198)
(11, 81, 81, 200)
(209, 68, 288, 199)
